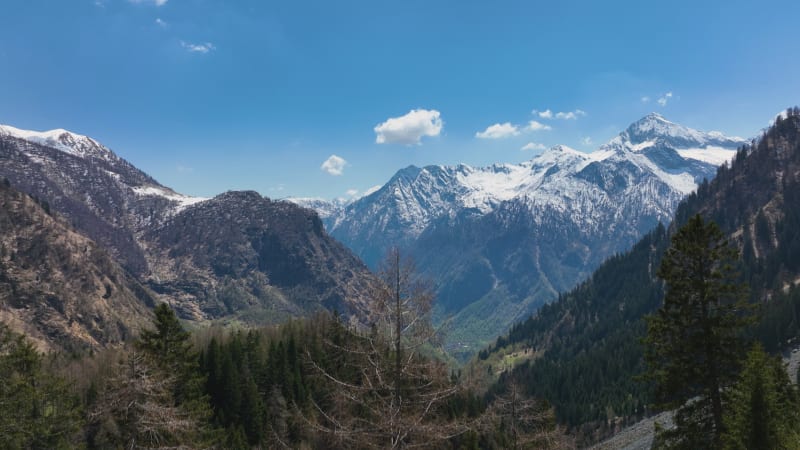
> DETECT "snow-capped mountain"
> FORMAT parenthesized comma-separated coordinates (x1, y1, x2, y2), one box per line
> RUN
(0, 123, 376, 325)
(304, 113, 747, 357)
(318, 113, 744, 265)
(0, 124, 207, 214)
(0, 123, 208, 274)
(291, 197, 349, 220)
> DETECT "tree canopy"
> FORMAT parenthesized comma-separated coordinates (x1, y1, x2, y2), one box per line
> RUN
(644, 214, 752, 448)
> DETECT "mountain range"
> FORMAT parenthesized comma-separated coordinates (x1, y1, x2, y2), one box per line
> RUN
(0, 113, 752, 354)
(294, 113, 747, 355)
(0, 124, 375, 348)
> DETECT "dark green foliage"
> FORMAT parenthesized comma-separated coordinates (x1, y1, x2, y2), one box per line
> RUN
(721, 344, 800, 450)
(199, 319, 324, 447)
(135, 303, 217, 445)
(88, 349, 199, 449)
(86, 305, 217, 449)
(0, 323, 84, 449)
(644, 215, 752, 448)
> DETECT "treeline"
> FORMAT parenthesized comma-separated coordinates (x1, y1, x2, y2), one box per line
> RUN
(0, 307, 573, 449)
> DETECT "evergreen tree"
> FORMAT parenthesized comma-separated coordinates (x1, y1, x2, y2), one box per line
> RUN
(644, 215, 752, 448)
(137, 304, 195, 402)
(0, 324, 84, 449)
(89, 350, 199, 449)
(721, 344, 800, 450)
(136, 303, 217, 445)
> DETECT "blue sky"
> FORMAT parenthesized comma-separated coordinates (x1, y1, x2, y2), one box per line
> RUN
(1, 0, 798, 200)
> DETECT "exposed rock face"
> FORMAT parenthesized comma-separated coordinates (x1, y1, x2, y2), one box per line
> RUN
(0, 181, 155, 351)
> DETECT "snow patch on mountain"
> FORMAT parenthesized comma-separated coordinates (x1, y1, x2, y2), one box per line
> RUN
(289, 197, 349, 219)
(676, 146, 736, 165)
(132, 185, 208, 211)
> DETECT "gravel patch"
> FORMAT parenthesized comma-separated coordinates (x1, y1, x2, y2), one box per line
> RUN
(588, 411, 673, 450)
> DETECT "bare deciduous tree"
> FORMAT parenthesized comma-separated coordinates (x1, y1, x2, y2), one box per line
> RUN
(483, 380, 573, 450)
(308, 248, 466, 449)
(89, 350, 201, 450)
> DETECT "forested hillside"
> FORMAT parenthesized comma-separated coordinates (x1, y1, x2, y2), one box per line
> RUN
(481, 108, 800, 440)
(0, 179, 154, 351)
(0, 252, 575, 449)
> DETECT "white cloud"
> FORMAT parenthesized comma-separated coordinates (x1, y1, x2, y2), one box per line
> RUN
(155, 18, 168, 27)
(641, 96, 650, 103)
(521, 142, 547, 151)
(657, 92, 673, 107)
(181, 41, 215, 53)
(533, 108, 586, 120)
(345, 188, 359, 197)
(581, 137, 593, 146)
(129, 0, 168, 6)
(475, 122, 520, 139)
(555, 109, 586, 120)
(526, 120, 552, 131)
(321, 154, 347, 176)
(176, 165, 193, 173)
(374, 109, 443, 145)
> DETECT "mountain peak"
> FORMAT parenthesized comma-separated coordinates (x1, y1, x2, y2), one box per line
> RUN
(0, 123, 111, 158)
(532, 144, 588, 165)
(549, 144, 582, 154)
(641, 111, 668, 121)
(392, 165, 423, 182)
(613, 113, 745, 151)
(622, 113, 684, 142)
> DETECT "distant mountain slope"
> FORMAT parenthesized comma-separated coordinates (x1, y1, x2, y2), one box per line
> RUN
(0, 124, 376, 326)
(481, 108, 800, 436)
(0, 180, 155, 351)
(144, 191, 374, 321)
(299, 113, 746, 356)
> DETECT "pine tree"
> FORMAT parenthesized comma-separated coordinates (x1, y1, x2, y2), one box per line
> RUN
(136, 303, 217, 445)
(0, 324, 84, 449)
(721, 344, 800, 450)
(89, 350, 198, 449)
(644, 215, 753, 448)
(137, 303, 195, 402)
